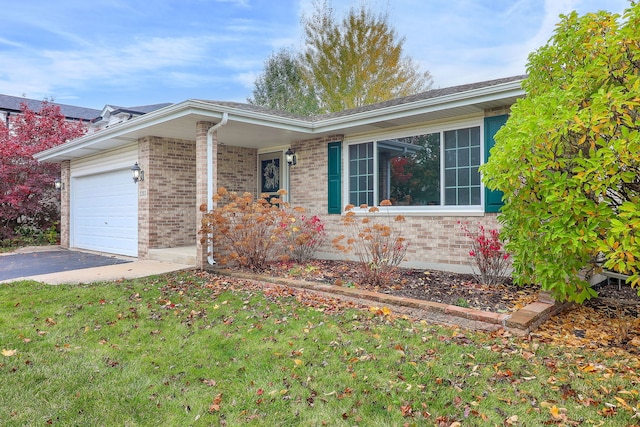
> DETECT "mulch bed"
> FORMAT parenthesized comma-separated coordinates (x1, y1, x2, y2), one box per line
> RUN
(260, 259, 540, 313)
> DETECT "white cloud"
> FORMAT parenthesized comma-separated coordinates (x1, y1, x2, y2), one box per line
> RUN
(236, 71, 260, 90)
(0, 0, 633, 106)
(0, 37, 23, 48)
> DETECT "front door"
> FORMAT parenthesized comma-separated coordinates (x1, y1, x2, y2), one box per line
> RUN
(258, 151, 288, 201)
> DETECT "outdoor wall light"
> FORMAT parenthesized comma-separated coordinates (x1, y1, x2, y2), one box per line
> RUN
(54, 178, 63, 190)
(285, 148, 297, 166)
(131, 162, 144, 183)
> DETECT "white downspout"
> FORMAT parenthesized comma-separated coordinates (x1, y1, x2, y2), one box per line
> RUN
(206, 112, 228, 265)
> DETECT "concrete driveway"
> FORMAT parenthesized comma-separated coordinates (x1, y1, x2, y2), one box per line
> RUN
(0, 246, 194, 284)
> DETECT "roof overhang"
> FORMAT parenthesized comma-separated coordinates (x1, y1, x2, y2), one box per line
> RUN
(34, 78, 524, 163)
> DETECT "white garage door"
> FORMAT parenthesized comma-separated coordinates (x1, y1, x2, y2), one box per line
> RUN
(72, 168, 138, 256)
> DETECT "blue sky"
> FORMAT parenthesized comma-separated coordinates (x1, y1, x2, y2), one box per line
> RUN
(0, 0, 631, 109)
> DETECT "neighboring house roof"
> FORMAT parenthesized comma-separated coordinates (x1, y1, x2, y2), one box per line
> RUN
(0, 94, 101, 121)
(122, 103, 174, 114)
(91, 103, 174, 125)
(35, 75, 526, 163)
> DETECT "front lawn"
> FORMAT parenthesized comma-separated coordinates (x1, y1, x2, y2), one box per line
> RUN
(1, 271, 639, 426)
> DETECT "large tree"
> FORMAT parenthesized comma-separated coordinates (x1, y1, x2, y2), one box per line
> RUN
(301, 1, 432, 112)
(0, 101, 87, 240)
(250, 1, 432, 114)
(248, 48, 320, 115)
(481, 4, 640, 302)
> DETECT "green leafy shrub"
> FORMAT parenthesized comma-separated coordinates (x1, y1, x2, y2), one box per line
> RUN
(481, 3, 640, 302)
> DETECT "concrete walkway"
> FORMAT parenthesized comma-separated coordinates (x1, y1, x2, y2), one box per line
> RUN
(15, 260, 195, 285)
(0, 246, 194, 285)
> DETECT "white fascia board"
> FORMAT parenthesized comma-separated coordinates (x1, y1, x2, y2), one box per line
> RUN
(311, 80, 525, 133)
(186, 100, 313, 132)
(35, 100, 316, 162)
(35, 81, 524, 162)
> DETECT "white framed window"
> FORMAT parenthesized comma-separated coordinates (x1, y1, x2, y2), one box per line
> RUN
(344, 121, 484, 213)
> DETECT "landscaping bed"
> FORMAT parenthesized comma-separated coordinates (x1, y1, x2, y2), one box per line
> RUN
(259, 259, 540, 313)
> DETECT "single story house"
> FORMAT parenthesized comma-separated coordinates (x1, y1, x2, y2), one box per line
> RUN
(34, 75, 526, 273)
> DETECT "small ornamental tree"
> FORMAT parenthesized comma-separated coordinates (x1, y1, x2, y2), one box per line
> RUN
(332, 201, 408, 285)
(481, 4, 640, 302)
(0, 101, 87, 241)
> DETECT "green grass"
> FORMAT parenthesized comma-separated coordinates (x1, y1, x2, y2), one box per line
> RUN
(1, 272, 639, 426)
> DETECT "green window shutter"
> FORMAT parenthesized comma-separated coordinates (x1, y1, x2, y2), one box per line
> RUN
(484, 115, 508, 213)
(327, 141, 342, 214)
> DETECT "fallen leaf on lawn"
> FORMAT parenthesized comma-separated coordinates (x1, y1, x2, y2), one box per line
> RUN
(599, 405, 617, 416)
(2, 349, 17, 357)
(45, 318, 57, 326)
(505, 414, 518, 425)
(614, 396, 632, 410)
(549, 405, 568, 420)
(208, 393, 222, 413)
(400, 404, 412, 417)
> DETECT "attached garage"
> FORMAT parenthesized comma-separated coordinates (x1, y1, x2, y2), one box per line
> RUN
(70, 146, 138, 257)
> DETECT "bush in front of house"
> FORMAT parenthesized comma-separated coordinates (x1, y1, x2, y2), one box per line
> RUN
(481, 3, 640, 302)
(201, 188, 283, 270)
(332, 201, 408, 285)
(201, 188, 326, 270)
(459, 221, 510, 286)
(278, 208, 326, 264)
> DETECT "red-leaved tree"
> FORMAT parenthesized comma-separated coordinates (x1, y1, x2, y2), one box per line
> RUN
(0, 101, 87, 240)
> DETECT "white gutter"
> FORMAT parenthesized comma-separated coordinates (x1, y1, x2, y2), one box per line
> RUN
(206, 112, 228, 265)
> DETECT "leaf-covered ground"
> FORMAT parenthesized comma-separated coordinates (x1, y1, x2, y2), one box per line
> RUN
(259, 260, 640, 355)
(536, 279, 640, 356)
(2, 271, 640, 426)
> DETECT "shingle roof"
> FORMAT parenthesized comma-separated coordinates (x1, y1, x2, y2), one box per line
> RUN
(125, 103, 174, 114)
(194, 99, 310, 121)
(196, 75, 527, 122)
(318, 75, 527, 120)
(0, 94, 101, 121)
